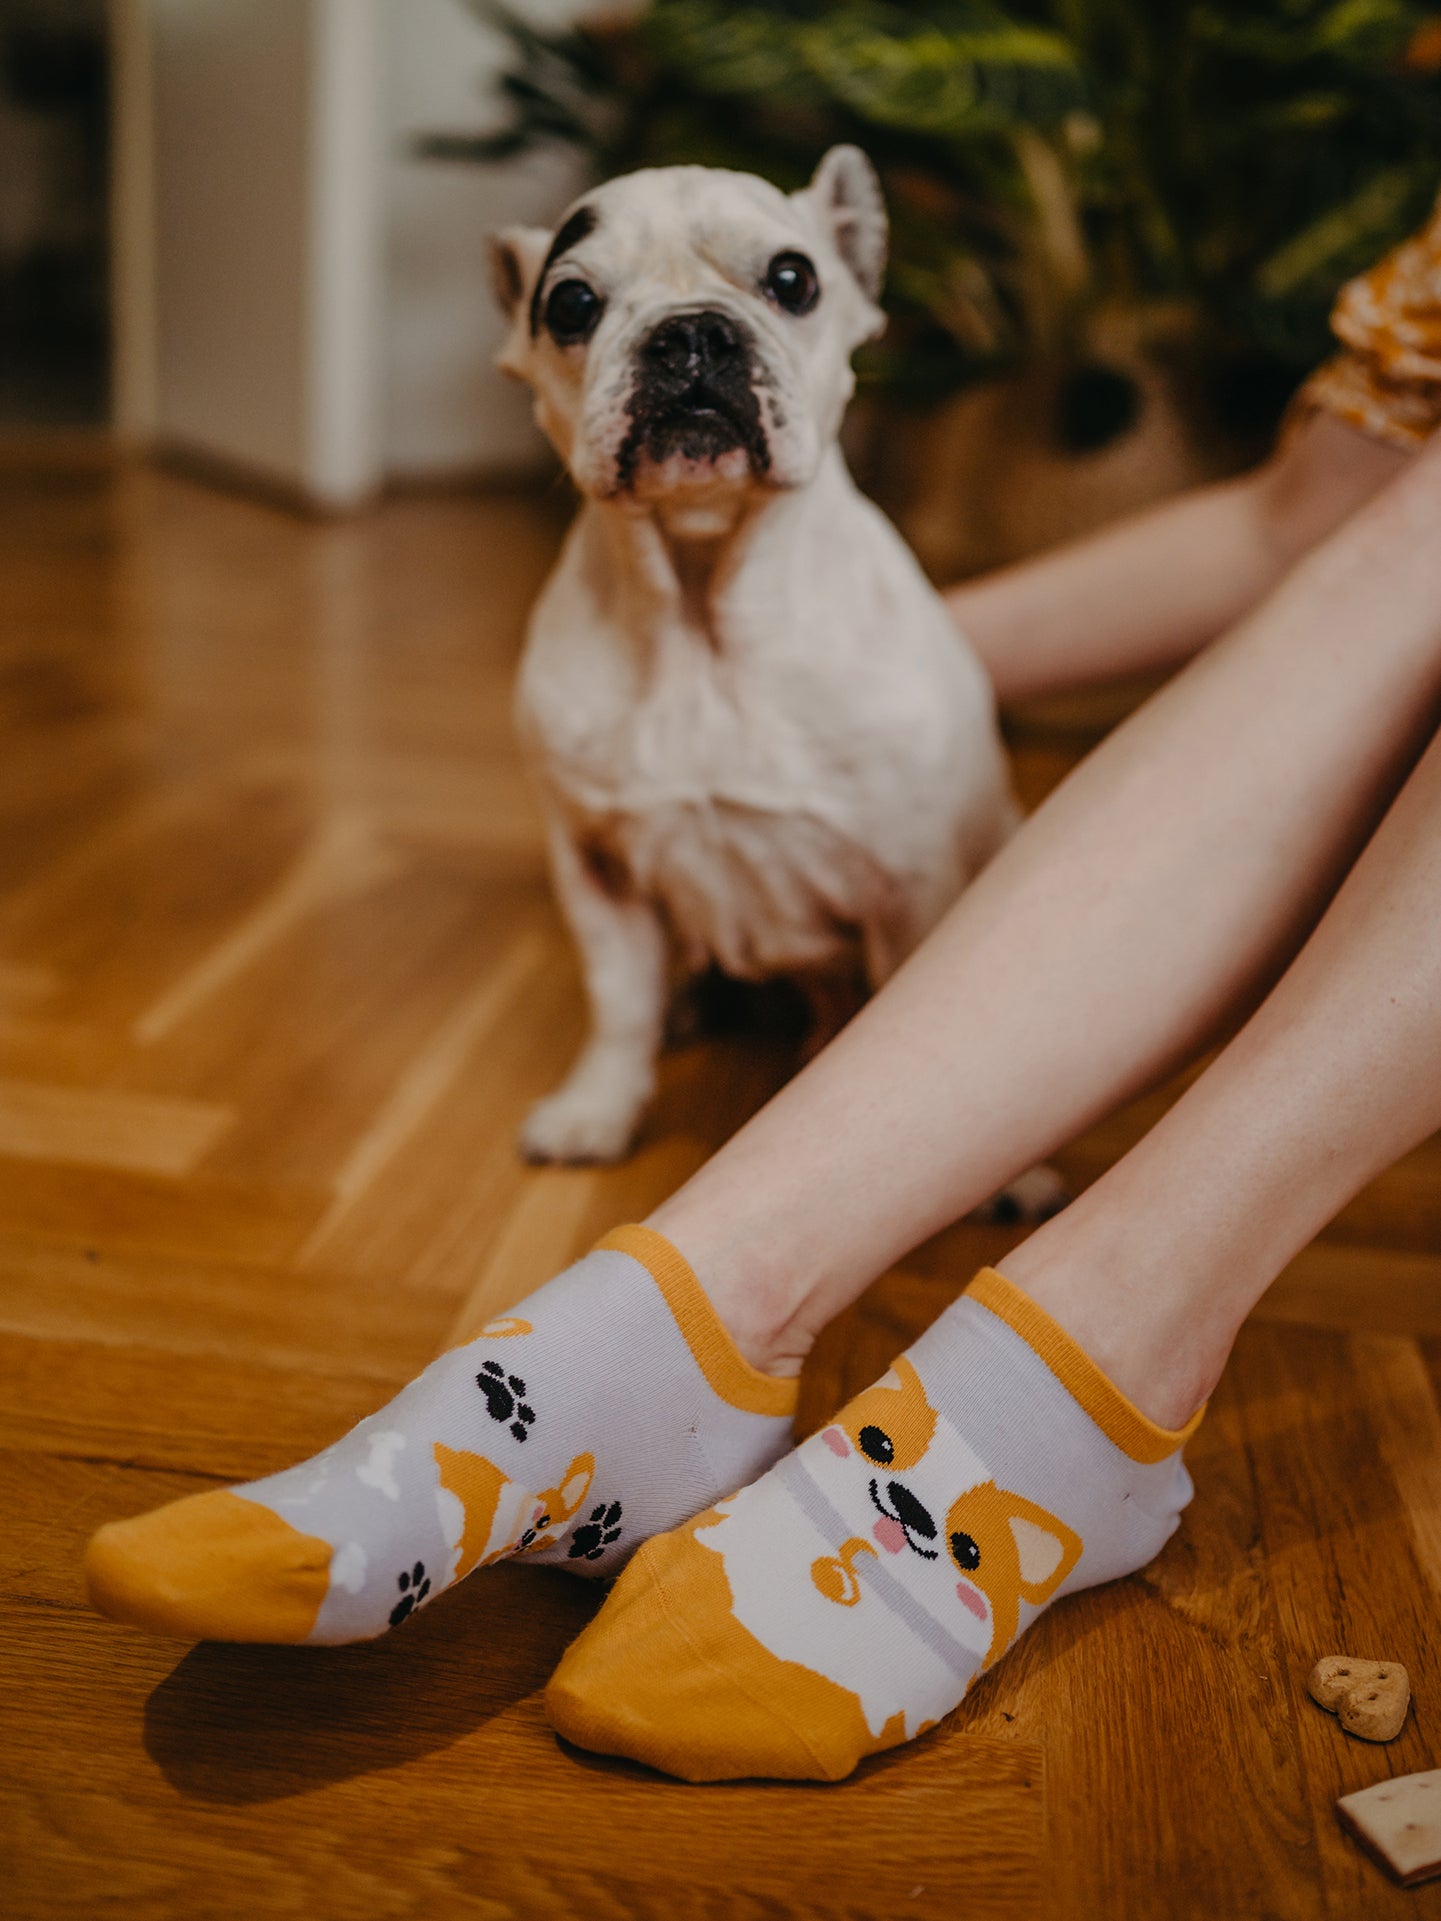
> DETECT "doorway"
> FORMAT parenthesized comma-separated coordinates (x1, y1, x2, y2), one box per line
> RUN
(0, 0, 108, 425)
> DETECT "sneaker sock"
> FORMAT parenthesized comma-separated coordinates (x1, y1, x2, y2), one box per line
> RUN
(84, 1225, 797, 1644)
(546, 1266, 1202, 1781)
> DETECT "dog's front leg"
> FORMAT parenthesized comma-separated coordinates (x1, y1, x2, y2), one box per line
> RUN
(521, 813, 669, 1165)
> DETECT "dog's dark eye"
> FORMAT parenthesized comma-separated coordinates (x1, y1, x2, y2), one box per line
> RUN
(950, 1531, 981, 1572)
(763, 251, 819, 316)
(858, 1425, 894, 1465)
(545, 278, 603, 345)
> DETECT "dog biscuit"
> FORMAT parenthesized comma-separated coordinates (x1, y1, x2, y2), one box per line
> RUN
(1338, 1770, 1441, 1886)
(1308, 1655, 1410, 1741)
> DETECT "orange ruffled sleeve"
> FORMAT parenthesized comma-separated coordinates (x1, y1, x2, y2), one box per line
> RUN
(1293, 191, 1441, 451)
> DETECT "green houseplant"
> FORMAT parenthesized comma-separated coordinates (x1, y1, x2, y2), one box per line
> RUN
(428, 1, 1441, 401)
(424, 1, 1441, 570)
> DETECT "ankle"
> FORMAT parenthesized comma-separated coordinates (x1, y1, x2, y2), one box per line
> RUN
(642, 1207, 820, 1379)
(739, 1300, 824, 1379)
(998, 1244, 1221, 1433)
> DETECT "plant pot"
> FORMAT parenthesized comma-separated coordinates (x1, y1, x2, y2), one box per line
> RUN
(864, 303, 1261, 586)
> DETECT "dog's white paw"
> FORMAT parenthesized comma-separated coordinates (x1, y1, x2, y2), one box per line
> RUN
(518, 1087, 643, 1165)
(972, 1163, 1070, 1226)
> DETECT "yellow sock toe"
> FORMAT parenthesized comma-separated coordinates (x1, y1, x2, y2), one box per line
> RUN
(84, 1490, 331, 1643)
(546, 1515, 874, 1782)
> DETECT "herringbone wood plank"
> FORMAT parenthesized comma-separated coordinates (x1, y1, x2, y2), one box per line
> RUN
(2, 444, 1439, 1919)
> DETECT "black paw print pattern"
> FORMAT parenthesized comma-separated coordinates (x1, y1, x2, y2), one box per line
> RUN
(476, 1358, 536, 1443)
(567, 1500, 623, 1562)
(389, 1560, 431, 1626)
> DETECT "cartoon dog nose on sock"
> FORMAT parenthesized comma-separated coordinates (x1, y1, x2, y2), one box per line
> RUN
(871, 1480, 937, 1556)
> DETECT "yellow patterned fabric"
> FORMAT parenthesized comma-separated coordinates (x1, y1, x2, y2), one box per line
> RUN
(1296, 191, 1441, 451)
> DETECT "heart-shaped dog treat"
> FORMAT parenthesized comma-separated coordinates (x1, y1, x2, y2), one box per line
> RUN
(1307, 1655, 1410, 1742)
(1339, 1674, 1412, 1743)
(1308, 1654, 1394, 1711)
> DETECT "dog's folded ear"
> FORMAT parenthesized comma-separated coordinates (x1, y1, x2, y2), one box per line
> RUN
(796, 145, 888, 312)
(488, 225, 552, 376)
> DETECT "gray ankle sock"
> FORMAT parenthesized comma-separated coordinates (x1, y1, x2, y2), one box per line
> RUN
(84, 1225, 797, 1644)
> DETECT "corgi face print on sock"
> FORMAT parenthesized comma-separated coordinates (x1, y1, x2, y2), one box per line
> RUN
(818, 1357, 1083, 1660)
(695, 1357, 1083, 1741)
(434, 1444, 596, 1585)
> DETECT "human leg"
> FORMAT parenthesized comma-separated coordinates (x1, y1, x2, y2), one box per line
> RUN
(88, 441, 1441, 1644)
(663, 431, 1441, 1371)
(1006, 705, 1441, 1426)
(948, 412, 1410, 700)
(550, 716, 1441, 1779)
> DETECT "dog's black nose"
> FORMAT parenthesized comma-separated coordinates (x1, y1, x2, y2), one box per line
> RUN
(887, 1481, 936, 1540)
(644, 310, 743, 381)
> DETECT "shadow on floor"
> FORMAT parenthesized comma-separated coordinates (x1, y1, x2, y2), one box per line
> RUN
(143, 1559, 600, 1803)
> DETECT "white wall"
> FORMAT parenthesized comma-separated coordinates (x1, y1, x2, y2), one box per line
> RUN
(109, 0, 157, 441)
(310, 0, 384, 501)
(380, 0, 584, 480)
(140, 0, 382, 505)
(150, 0, 317, 491)
(111, 0, 589, 498)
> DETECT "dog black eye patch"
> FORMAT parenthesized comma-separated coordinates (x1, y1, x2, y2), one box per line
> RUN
(530, 205, 600, 337)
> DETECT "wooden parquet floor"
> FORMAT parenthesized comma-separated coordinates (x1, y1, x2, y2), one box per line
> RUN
(4, 442, 1441, 1921)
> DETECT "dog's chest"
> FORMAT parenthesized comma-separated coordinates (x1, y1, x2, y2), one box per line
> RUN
(607, 794, 894, 977)
(539, 655, 920, 974)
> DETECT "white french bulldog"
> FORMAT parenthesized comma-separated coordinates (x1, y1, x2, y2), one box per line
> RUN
(491, 146, 1024, 1171)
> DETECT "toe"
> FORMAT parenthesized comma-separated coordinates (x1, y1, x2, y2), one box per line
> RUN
(546, 1521, 870, 1782)
(84, 1489, 331, 1643)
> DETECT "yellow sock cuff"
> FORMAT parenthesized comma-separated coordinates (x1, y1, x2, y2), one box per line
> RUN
(595, 1224, 798, 1420)
(969, 1267, 1205, 1465)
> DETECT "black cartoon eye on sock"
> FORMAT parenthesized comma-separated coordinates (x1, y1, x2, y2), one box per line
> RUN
(568, 1500, 623, 1562)
(518, 1511, 552, 1551)
(476, 1359, 537, 1442)
(949, 1530, 981, 1572)
(389, 1560, 431, 1626)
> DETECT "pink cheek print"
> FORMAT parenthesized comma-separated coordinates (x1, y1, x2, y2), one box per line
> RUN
(955, 1578, 988, 1621)
(872, 1516, 907, 1554)
(821, 1427, 850, 1457)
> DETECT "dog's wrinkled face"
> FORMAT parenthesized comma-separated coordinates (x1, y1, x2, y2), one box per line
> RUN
(489, 146, 887, 505)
